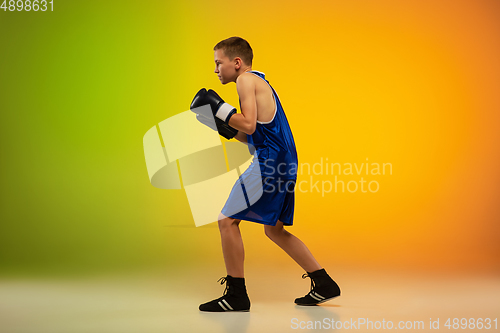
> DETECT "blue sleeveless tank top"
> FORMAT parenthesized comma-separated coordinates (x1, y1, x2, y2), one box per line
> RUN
(245, 70, 298, 180)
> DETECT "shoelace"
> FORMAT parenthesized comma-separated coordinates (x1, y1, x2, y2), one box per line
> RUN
(302, 273, 316, 293)
(217, 277, 230, 295)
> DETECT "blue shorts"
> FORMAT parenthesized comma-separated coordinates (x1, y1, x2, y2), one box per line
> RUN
(221, 157, 296, 226)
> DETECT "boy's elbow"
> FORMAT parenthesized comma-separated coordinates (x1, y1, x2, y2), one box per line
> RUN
(234, 115, 256, 135)
(245, 123, 256, 135)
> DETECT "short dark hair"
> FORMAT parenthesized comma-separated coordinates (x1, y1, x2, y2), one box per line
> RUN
(214, 37, 253, 66)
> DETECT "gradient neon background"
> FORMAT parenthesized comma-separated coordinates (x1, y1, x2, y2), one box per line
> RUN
(1, 0, 499, 325)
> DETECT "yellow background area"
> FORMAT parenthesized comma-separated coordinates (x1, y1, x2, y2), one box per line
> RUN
(1, 0, 499, 278)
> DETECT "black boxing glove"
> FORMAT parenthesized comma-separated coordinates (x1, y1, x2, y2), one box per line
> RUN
(190, 88, 238, 139)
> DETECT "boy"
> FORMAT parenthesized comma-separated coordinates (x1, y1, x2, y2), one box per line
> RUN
(190, 37, 340, 312)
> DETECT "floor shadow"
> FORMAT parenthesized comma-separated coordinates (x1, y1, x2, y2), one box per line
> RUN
(163, 223, 218, 228)
(294, 303, 341, 330)
(318, 304, 342, 308)
(197, 311, 251, 333)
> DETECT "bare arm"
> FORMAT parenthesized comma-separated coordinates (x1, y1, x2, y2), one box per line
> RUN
(227, 73, 257, 135)
(233, 131, 248, 143)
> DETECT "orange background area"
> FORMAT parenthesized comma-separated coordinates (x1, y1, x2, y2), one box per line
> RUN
(183, 0, 500, 273)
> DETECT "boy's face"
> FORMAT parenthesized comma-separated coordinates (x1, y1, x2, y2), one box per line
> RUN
(214, 49, 237, 85)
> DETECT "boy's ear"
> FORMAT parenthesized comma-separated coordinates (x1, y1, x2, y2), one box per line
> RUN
(234, 57, 242, 70)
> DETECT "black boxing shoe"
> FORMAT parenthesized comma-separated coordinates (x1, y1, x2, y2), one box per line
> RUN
(295, 268, 341, 306)
(199, 275, 251, 312)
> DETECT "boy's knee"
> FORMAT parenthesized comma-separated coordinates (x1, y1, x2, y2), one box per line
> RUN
(218, 213, 227, 223)
(264, 225, 283, 240)
(218, 213, 239, 230)
(264, 227, 273, 239)
(218, 217, 231, 230)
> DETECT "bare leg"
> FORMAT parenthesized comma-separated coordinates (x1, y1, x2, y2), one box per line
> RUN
(218, 213, 244, 277)
(199, 214, 250, 312)
(264, 220, 322, 273)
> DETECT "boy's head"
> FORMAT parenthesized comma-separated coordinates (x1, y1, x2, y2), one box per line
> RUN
(214, 37, 253, 84)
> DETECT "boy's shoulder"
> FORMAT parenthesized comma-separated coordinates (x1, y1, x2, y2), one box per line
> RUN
(236, 71, 257, 84)
(236, 71, 271, 91)
(235, 71, 258, 94)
